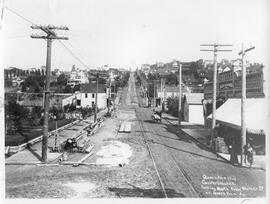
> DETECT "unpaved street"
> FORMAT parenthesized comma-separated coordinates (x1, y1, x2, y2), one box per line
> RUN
(5, 73, 266, 198)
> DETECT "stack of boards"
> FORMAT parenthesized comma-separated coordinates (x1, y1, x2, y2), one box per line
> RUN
(119, 121, 132, 133)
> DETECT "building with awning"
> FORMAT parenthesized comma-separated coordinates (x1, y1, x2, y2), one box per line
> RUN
(207, 98, 268, 134)
(207, 98, 268, 155)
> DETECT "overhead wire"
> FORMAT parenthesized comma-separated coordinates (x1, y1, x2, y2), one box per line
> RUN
(66, 40, 93, 65)
(57, 40, 91, 69)
(3, 5, 93, 70)
(4, 6, 35, 25)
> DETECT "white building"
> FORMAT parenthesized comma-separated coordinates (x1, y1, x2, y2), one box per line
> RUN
(63, 84, 108, 109)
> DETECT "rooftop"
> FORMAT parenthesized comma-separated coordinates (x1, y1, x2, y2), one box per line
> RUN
(81, 83, 107, 93)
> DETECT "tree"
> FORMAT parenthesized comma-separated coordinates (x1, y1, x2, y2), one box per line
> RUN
(63, 85, 73, 93)
(97, 77, 106, 84)
(147, 73, 160, 81)
(30, 106, 43, 125)
(73, 84, 81, 92)
(22, 75, 45, 93)
(49, 106, 63, 120)
(166, 96, 179, 117)
(57, 74, 68, 86)
(64, 103, 76, 112)
(147, 83, 155, 99)
(80, 107, 93, 119)
(165, 73, 178, 85)
(5, 101, 29, 136)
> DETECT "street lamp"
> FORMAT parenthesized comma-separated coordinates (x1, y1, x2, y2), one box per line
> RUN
(238, 44, 255, 166)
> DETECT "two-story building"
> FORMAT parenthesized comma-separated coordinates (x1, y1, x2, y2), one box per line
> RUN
(63, 84, 108, 109)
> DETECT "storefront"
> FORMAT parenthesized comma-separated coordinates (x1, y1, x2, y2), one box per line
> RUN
(207, 98, 267, 155)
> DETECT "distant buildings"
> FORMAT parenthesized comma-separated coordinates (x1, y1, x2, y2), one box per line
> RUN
(204, 67, 264, 100)
(67, 65, 89, 88)
(141, 64, 151, 76)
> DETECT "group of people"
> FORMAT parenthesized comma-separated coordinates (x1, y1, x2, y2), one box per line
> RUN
(229, 139, 254, 167)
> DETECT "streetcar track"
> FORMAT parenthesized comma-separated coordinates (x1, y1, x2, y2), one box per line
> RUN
(136, 110, 168, 198)
(134, 82, 200, 197)
(141, 111, 201, 197)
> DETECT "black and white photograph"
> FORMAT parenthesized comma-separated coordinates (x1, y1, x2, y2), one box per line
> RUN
(1, 0, 269, 202)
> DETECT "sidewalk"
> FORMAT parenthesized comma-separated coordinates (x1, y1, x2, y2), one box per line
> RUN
(5, 110, 107, 164)
(162, 112, 266, 170)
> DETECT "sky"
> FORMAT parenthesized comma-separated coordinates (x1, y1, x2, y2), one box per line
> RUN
(0, 0, 269, 71)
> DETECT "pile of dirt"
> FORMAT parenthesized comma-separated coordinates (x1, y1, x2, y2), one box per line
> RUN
(95, 141, 132, 167)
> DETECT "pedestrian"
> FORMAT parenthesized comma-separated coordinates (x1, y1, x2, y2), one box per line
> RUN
(244, 141, 254, 167)
(229, 138, 239, 165)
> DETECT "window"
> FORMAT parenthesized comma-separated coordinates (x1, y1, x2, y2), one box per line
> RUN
(77, 99, 81, 106)
(85, 93, 88, 98)
(92, 93, 95, 98)
(92, 101, 95, 107)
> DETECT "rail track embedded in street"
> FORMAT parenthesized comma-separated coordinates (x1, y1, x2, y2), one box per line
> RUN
(136, 107, 202, 198)
(137, 109, 201, 197)
(136, 110, 168, 198)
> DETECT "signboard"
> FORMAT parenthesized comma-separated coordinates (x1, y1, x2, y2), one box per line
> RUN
(204, 71, 264, 99)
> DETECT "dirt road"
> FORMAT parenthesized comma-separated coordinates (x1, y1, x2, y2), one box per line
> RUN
(5, 72, 265, 198)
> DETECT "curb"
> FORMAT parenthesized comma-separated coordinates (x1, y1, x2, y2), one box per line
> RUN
(7, 119, 80, 154)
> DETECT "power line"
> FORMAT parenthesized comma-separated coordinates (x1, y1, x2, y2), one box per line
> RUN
(58, 40, 91, 69)
(4, 6, 92, 70)
(4, 6, 35, 25)
(66, 40, 93, 66)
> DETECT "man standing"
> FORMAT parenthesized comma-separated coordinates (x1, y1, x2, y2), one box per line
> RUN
(229, 138, 239, 165)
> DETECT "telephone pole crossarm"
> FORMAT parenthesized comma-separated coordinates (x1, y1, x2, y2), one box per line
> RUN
(238, 46, 255, 55)
(200, 49, 214, 51)
(30, 35, 48, 39)
(216, 50, 233, 52)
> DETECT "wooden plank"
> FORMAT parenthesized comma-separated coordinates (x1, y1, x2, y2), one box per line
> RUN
(77, 152, 94, 163)
(124, 122, 132, 132)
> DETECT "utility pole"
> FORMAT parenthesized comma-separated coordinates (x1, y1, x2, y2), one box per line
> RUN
(153, 79, 159, 107)
(153, 80, 156, 107)
(31, 25, 68, 163)
(94, 73, 99, 122)
(200, 43, 232, 148)
(113, 83, 116, 109)
(238, 44, 255, 166)
(178, 63, 182, 126)
(108, 79, 111, 113)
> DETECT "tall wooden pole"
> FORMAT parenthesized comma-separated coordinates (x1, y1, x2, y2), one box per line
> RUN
(153, 80, 156, 107)
(108, 78, 111, 113)
(240, 43, 246, 166)
(238, 44, 254, 166)
(211, 44, 218, 147)
(178, 63, 182, 126)
(31, 25, 68, 163)
(42, 38, 52, 162)
(200, 43, 232, 148)
(94, 74, 98, 122)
